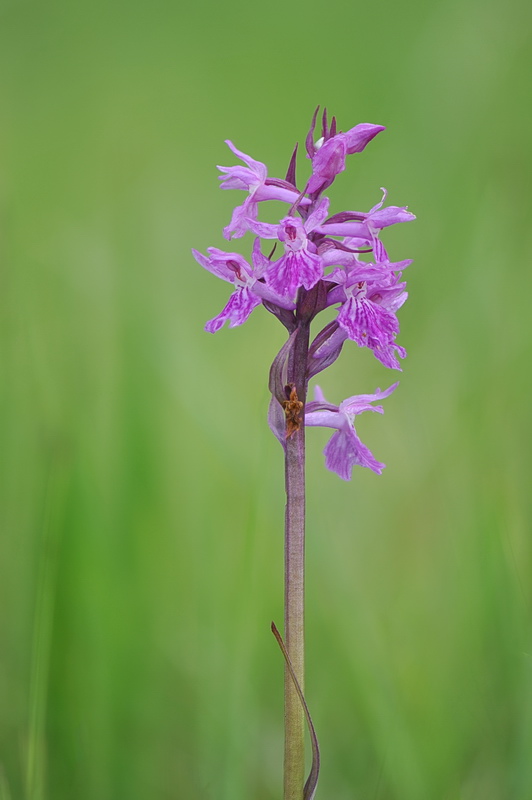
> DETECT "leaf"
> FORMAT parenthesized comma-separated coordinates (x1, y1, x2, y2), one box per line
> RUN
(271, 622, 320, 800)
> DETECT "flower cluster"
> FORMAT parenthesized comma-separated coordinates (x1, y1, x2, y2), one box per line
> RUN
(193, 109, 415, 479)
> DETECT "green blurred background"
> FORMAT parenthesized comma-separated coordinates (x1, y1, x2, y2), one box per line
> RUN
(1, 0, 531, 797)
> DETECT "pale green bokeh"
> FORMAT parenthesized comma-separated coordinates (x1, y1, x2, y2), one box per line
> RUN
(1, 0, 531, 797)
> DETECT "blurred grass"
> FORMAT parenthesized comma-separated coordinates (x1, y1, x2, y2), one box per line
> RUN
(1, 0, 531, 797)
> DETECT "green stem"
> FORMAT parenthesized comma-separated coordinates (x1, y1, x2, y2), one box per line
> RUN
(283, 321, 310, 800)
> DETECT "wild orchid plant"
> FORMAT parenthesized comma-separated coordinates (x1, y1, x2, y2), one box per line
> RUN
(193, 108, 415, 800)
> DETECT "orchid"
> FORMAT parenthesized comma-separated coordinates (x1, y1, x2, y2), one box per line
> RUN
(193, 108, 416, 800)
(192, 240, 294, 332)
(305, 108, 386, 194)
(326, 266, 408, 369)
(306, 383, 399, 479)
(219, 140, 310, 240)
(247, 198, 331, 299)
(315, 188, 416, 264)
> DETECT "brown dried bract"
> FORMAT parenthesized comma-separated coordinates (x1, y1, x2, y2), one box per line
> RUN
(282, 385, 304, 439)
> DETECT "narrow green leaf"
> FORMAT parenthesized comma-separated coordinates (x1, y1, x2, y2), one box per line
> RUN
(271, 622, 320, 800)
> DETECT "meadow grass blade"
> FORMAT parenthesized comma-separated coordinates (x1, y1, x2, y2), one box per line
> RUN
(26, 460, 67, 800)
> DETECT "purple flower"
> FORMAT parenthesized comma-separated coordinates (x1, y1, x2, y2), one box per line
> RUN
(192, 240, 294, 332)
(218, 140, 309, 240)
(364, 188, 416, 263)
(248, 198, 330, 299)
(327, 267, 408, 369)
(366, 188, 416, 229)
(270, 217, 322, 297)
(307, 124, 385, 194)
(305, 383, 399, 479)
(314, 188, 416, 263)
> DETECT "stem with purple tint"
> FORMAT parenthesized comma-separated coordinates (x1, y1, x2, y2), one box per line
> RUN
(283, 320, 310, 800)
